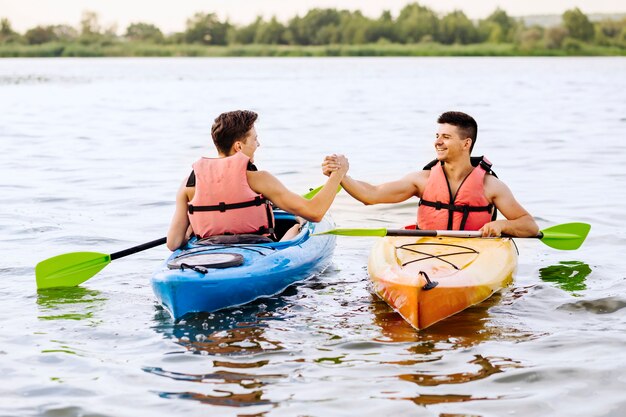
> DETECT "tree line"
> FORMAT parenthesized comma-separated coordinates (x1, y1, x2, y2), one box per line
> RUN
(1, 4, 625, 53)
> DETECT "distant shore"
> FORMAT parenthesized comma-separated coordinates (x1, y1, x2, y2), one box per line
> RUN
(2, 5, 624, 58)
(1, 42, 625, 58)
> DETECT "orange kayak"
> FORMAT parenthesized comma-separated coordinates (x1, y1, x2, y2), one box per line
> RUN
(368, 235, 518, 330)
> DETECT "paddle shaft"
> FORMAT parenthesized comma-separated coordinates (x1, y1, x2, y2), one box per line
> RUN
(386, 229, 549, 239)
(386, 229, 483, 238)
(110, 237, 166, 260)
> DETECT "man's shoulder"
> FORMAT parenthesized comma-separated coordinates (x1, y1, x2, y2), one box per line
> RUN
(401, 170, 429, 196)
(483, 174, 510, 198)
(484, 173, 503, 187)
(246, 170, 278, 192)
(408, 169, 430, 183)
(247, 169, 272, 180)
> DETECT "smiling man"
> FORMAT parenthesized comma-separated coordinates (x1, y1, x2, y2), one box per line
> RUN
(322, 111, 539, 237)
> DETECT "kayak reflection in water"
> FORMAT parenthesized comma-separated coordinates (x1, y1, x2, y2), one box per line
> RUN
(322, 111, 539, 237)
(167, 110, 349, 250)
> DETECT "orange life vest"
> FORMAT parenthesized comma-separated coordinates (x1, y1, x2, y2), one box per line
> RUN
(187, 152, 274, 238)
(417, 156, 497, 231)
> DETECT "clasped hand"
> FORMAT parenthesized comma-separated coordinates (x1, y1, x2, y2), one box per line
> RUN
(322, 154, 349, 177)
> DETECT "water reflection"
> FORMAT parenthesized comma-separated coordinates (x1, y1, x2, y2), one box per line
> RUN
(36, 287, 106, 321)
(539, 261, 592, 295)
(371, 292, 518, 348)
(401, 393, 498, 406)
(371, 293, 527, 407)
(144, 366, 282, 408)
(152, 295, 289, 356)
(157, 390, 271, 408)
(399, 354, 523, 387)
(149, 296, 291, 410)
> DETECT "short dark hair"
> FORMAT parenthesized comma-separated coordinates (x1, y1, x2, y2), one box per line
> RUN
(437, 111, 478, 153)
(211, 110, 258, 154)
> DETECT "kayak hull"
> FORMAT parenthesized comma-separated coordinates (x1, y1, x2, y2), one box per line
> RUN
(152, 212, 336, 320)
(368, 235, 517, 330)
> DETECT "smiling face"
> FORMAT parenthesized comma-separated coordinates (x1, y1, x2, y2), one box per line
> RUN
(434, 123, 472, 162)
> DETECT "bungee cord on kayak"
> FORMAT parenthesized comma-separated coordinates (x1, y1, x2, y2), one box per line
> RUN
(397, 242, 480, 270)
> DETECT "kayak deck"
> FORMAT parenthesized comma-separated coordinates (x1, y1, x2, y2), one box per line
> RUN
(368, 235, 518, 330)
(151, 211, 336, 320)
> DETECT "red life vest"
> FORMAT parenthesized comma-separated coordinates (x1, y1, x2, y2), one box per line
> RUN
(187, 152, 274, 238)
(417, 156, 497, 231)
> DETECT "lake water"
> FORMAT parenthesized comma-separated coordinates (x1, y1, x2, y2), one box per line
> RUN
(1, 57, 625, 417)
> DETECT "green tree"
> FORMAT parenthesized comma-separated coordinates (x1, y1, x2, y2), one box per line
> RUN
(337, 11, 369, 44)
(51, 25, 78, 42)
(125, 22, 164, 43)
(594, 18, 626, 45)
(24, 26, 57, 44)
(288, 9, 342, 45)
(516, 26, 543, 51)
(438, 10, 478, 44)
(562, 8, 594, 42)
(364, 10, 396, 43)
(184, 12, 231, 45)
(395, 3, 439, 43)
(230, 17, 263, 44)
(543, 26, 568, 49)
(80, 11, 101, 36)
(255, 17, 286, 44)
(479, 8, 517, 43)
(78, 11, 109, 44)
(10, 22, 75, 46)
(0, 17, 22, 43)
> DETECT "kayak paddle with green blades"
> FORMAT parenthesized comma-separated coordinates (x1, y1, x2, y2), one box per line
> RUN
(35, 237, 166, 290)
(36, 183, 340, 289)
(313, 222, 591, 251)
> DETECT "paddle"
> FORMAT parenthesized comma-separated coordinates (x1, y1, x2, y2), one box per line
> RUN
(313, 222, 591, 251)
(302, 184, 342, 200)
(36, 238, 167, 289)
(36, 183, 339, 289)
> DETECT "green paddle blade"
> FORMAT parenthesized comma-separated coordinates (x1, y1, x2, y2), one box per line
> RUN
(303, 184, 342, 200)
(313, 228, 388, 237)
(36, 252, 111, 290)
(539, 222, 591, 250)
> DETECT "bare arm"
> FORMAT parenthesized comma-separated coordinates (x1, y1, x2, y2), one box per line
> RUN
(338, 172, 426, 205)
(166, 179, 193, 251)
(481, 176, 539, 238)
(248, 162, 347, 223)
(322, 155, 426, 205)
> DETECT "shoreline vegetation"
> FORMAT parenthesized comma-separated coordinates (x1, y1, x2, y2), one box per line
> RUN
(1, 4, 625, 57)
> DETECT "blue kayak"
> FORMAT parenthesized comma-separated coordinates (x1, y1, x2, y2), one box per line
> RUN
(151, 210, 336, 320)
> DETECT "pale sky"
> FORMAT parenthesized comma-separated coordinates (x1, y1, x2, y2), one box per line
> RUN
(1, 0, 624, 33)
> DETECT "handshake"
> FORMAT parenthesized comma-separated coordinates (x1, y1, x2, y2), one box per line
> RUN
(321, 154, 349, 178)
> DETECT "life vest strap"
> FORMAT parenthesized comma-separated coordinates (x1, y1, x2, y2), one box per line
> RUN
(188, 196, 267, 214)
(204, 226, 274, 236)
(418, 199, 493, 213)
(189, 196, 276, 240)
(419, 199, 496, 230)
(422, 156, 496, 175)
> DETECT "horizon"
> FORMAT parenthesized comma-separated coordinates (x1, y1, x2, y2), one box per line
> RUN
(1, 0, 625, 33)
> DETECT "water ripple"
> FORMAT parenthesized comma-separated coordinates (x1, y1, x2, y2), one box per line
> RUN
(557, 296, 626, 314)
